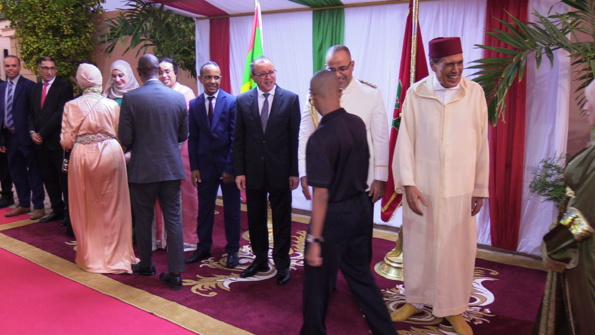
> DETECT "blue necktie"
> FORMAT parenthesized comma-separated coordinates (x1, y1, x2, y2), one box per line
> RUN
(5, 81, 14, 130)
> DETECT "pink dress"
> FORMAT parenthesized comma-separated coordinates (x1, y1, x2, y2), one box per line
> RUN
(153, 83, 199, 251)
(61, 93, 138, 274)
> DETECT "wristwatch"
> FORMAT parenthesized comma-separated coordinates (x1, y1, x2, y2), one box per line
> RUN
(306, 234, 324, 244)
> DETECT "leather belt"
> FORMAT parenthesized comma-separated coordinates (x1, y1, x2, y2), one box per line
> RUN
(3, 128, 16, 135)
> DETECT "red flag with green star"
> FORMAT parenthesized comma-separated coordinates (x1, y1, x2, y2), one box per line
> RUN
(381, 0, 428, 222)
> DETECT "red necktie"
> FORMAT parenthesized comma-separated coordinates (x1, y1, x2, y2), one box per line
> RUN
(207, 96, 214, 124)
(41, 82, 49, 108)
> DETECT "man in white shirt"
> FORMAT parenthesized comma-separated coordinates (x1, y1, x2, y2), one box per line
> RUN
(298, 45, 389, 207)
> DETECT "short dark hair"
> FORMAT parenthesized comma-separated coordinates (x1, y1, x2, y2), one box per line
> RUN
(250, 56, 272, 75)
(37, 56, 56, 66)
(159, 57, 179, 75)
(199, 61, 220, 76)
(326, 45, 352, 60)
(5, 55, 20, 66)
(429, 57, 441, 64)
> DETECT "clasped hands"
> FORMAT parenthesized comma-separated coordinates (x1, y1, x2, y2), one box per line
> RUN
(405, 185, 484, 216)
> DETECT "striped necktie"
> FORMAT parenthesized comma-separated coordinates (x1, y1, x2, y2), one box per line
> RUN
(5, 81, 14, 130)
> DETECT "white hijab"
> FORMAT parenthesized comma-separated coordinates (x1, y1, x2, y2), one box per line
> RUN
(103, 60, 140, 99)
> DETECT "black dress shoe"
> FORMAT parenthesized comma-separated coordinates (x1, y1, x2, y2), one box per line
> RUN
(226, 252, 239, 269)
(0, 198, 14, 208)
(159, 272, 182, 291)
(132, 263, 156, 276)
(240, 261, 270, 278)
(185, 249, 211, 264)
(276, 268, 290, 286)
(39, 211, 65, 223)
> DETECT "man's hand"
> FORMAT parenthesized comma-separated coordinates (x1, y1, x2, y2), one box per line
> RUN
(471, 197, 484, 216)
(368, 180, 386, 203)
(221, 172, 234, 184)
(405, 185, 428, 216)
(30, 132, 43, 145)
(305, 241, 323, 267)
(300, 176, 311, 200)
(0, 146, 6, 153)
(235, 175, 246, 191)
(191, 170, 201, 187)
(289, 176, 299, 190)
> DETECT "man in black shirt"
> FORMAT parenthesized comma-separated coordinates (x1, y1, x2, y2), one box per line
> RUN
(300, 70, 396, 335)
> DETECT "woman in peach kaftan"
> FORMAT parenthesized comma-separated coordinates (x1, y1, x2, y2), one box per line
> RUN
(61, 63, 137, 274)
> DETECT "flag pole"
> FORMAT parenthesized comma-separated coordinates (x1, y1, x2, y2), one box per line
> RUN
(409, 0, 419, 86)
(256, 0, 263, 50)
(375, 0, 419, 281)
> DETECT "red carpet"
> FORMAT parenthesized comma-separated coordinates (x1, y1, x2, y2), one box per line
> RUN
(0, 248, 195, 334)
(1, 206, 547, 335)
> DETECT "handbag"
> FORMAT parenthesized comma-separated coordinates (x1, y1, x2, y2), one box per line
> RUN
(62, 96, 105, 173)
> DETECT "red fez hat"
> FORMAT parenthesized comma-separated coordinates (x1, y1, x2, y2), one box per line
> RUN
(428, 37, 463, 58)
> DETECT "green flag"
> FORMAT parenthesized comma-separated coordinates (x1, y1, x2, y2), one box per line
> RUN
(241, 0, 264, 93)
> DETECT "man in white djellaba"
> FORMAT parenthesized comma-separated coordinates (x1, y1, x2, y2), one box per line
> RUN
(390, 37, 489, 335)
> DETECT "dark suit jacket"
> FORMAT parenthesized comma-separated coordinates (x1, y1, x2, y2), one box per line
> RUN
(28, 77, 73, 150)
(188, 89, 236, 181)
(0, 76, 35, 146)
(233, 85, 300, 190)
(118, 79, 188, 184)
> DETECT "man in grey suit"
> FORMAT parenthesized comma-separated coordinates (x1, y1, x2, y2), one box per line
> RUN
(118, 54, 188, 290)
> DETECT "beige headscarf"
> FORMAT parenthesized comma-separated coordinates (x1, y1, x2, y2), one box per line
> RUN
(103, 60, 140, 99)
(76, 63, 103, 90)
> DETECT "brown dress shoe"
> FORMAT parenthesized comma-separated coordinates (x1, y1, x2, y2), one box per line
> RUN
(30, 208, 46, 220)
(5, 206, 31, 217)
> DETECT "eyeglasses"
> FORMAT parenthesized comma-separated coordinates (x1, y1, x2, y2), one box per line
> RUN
(254, 70, 277, 79)
(39, 66, 57, 71)
(326, 61, 352, 73)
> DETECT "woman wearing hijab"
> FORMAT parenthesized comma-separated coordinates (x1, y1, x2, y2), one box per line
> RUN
(61, 63, 138, 274)
(154, 57, 198, 251)
(533, 80, 595, 335)
(103, 60, 140, 106)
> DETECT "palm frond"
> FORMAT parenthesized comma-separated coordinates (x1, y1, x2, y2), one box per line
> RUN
(472, 0, 595, 124)
(99, 0, 196, 77)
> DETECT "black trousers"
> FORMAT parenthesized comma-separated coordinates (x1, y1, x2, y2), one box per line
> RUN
(0, 150, 13, 200)
(301, 193, 396, 335)
(130, 180, 185, 273)
(245, 186, 292, 270)
(36, 145, 67, 213)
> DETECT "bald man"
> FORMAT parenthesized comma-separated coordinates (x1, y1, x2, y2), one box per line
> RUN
(301, 70, 396, 335)
(118, 54, 188, 290)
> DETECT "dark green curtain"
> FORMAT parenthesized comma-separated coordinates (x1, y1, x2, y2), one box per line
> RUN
(290, 0, 344, 72)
